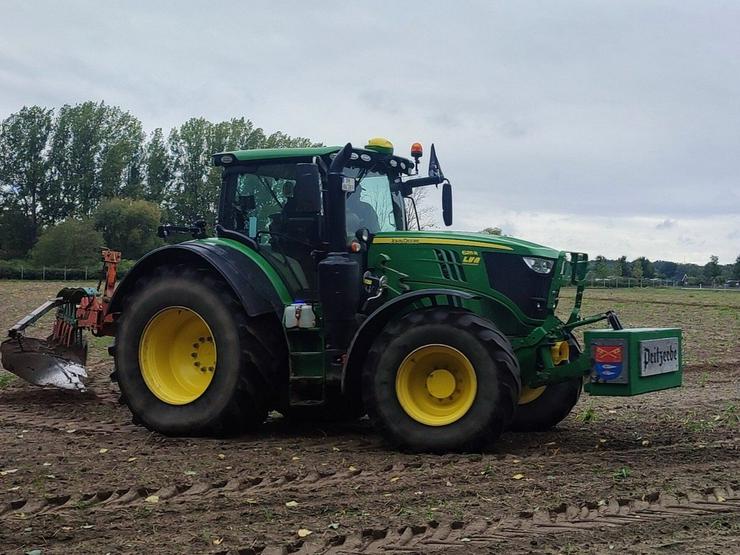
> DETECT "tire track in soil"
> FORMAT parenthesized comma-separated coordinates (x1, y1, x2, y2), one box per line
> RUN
(217, 485, 740, 554)
(0, 404, 138, 435)
(0, 464, 377, 519)
(2, 395, 737, 452)
(3, 439, 738, 521)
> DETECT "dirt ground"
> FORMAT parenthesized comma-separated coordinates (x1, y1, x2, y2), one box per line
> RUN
(0, 282, 738, 554)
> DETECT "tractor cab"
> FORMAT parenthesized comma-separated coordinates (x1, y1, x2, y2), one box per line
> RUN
(214, 138, 443, 300)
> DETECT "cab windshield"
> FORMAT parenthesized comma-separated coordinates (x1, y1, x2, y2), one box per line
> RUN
(343, 165, 406, 236)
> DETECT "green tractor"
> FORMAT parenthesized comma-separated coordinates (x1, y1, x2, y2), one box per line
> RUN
(1, 138, 683, 452)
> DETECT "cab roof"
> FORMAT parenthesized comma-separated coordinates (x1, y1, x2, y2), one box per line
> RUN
(217, 146, 342, 163)
(213, 145, 415, 172)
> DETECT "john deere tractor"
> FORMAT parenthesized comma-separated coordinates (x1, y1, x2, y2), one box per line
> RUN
(1, 138, 683, 452)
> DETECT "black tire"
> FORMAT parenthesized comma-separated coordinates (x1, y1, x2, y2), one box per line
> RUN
(509, 339, 582, 432)
(362, 308, 520, 452)
(115, 266, 284, 436)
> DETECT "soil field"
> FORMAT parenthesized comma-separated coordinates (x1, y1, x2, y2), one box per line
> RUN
(0, 282, 738, 554)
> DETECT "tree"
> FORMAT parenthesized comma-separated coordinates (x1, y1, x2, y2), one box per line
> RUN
(0, 106, 53, 241)
(631, 260, 643, 279)
(704, 255, 722, 285)
(734, 255, 740, 280)
(94, 198, 163, 259)
(654, 260, 678, 280)
(31, 219, 104, 267)
(46, 101, 145, 220)
(617, 256, 630, 278)
(480, 227, 503, 235)
(0, 207, 36, 259)
(167, 118, 212, 225)
(47, 101, 109, 220)
(144, 128, 172, 204)
(167, 117, 319, 226)
(404, 187, 436, 230)
(593, 255, 609, 279)
(1, 102, 319, 235)
(634, 256, 655, 279)
(99, 107, 144, 199)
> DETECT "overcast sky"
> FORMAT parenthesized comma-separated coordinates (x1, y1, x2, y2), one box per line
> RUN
(2, 1, 738, 263)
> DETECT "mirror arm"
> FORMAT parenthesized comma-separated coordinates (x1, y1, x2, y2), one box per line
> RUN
(408, 195, 421, 230)
(403, 175, 443, 189)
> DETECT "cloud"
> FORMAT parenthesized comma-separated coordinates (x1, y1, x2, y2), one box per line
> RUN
(655, 219, 677, 230)
(0, 0, 737, 263)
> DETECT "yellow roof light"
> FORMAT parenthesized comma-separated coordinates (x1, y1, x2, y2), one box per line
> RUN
(365, 137, 394, 155)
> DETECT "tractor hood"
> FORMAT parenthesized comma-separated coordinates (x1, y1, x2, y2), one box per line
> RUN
(371, 231, 562, 259)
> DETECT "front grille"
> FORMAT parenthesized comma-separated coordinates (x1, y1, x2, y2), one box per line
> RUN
(483, 252, 554, 319)
(434, 249, 466, 282)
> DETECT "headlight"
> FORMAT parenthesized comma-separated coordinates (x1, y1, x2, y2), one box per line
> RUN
(523, 256, 554, 274)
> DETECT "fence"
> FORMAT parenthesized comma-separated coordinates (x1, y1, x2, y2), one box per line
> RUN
(588, 276, 738, 289)
(0, 264, 129, 281)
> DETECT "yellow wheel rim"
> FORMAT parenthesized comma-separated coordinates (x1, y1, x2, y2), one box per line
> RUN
(518, 385, 546, 405)
(395, 344, 477, 426)
(139, 306, 217, 405)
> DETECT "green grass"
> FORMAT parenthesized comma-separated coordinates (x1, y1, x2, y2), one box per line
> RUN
(612, 467, 631, 480)
(0, 371, 15, 389)
(576, 404, 597, 423)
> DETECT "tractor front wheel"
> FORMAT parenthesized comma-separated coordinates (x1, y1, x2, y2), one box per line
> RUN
(510, 338, 582, 432)
(362, 308, 520, 452)
(509, 378, 582, 432)
(115, 267, 279, 436)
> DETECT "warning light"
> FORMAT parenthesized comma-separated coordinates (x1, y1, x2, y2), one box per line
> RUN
(411, 142, 423, 159)
(411, 142, 423, 173)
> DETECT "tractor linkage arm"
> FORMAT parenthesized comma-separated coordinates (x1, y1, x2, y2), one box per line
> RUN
(6, 249, 122, 344)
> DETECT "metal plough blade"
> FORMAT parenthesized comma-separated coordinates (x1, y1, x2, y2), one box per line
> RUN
(0, 337, 88, 392)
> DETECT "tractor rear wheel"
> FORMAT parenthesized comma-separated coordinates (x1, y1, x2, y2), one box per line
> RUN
(362, 308, 520, 452)
(115, 267, 281, 436)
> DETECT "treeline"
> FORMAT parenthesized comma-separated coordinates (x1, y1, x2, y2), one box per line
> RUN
(0, 101, 317, 265)
(589, 255, 740, 286)
(478, 228, 740, 286)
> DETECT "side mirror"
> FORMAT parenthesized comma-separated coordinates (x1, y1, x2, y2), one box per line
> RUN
(442, 182, 453, 226)
(292, 163, 322, 213)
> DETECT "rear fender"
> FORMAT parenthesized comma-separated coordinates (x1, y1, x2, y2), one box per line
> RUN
(108, 240, 291, 319)
(341, 289, 476, 403)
